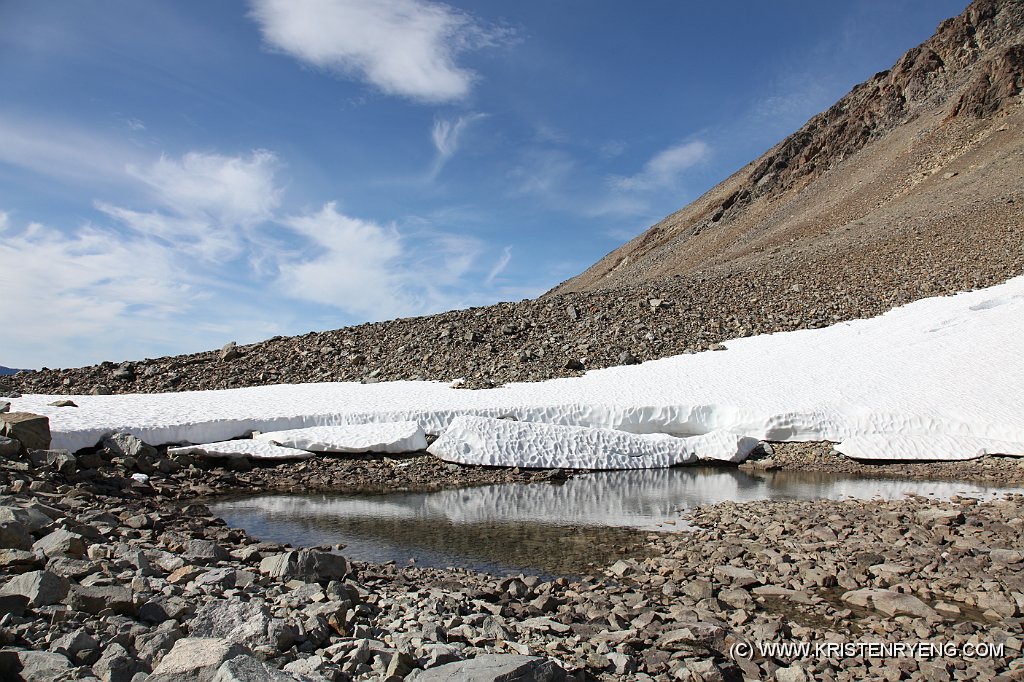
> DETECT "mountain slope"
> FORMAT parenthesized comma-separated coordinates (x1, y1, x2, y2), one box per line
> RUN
(7, 0, 1024, 396)
(553, 0, 1024, 295)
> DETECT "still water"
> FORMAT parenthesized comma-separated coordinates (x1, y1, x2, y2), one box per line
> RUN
(211, 467, 1020, 576)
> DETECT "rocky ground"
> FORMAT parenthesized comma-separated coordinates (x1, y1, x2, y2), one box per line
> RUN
(1, 420, 1023, 681)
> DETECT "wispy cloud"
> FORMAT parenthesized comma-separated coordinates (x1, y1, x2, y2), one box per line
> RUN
(485, 245, 512, 286)
(429, 112, 486, 179)
(611, 140, 710, 191)
(276, 201, 492, 319)
(0, 115, 141, 186)
(247, 0, 510, 103)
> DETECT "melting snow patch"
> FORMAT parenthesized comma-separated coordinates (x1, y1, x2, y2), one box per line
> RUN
(427, 416, 759, 470)
(10, 276, 1024, 464)
(255, 422, 427, 453)
(836, 434, 1024, 461)
(167, 440, 313, 460)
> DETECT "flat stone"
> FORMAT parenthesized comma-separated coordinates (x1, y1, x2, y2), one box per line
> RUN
(0, 412, 51, 452)
(409, 654, 565, 681)
(92, 642, 148, 682)
(211, 655, 294, 681)
(149, 638, 250, 682)
(189, 599, 292, 652)
(66, 584, 136, 616)
(12, 650, 73, 682)
(0, 569, 70, 607)
(0, 521, 32, 550)
(990, 549, 1024, 564)
(0, 549, 44, 571)
(0, 505, 56, 533)
(33, 528, 86, 559)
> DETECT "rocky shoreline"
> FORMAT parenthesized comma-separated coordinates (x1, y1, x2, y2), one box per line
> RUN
(1, 420, 1022, 681)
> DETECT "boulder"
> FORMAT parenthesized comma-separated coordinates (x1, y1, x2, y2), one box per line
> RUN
(258, 549, 348, 582)
(0, 569, 70, 607)
(10, 650, 73, 681)
(0, 504, 55, 532)
(103, 432, 158, 460)
(0, 412, 50, 452)
(0, 435, 18, 457)
(92, 642, 148, 682)
(408, 654, 565, 681)
(0, 521, 32, 550)
(149, 638, 250, 682)
(66, 584, 136, 615)
(212, 655, 295, 681)
(45, 449, 77, 476)
(32, 528, 86, 559)
(188, 599, 293, 652)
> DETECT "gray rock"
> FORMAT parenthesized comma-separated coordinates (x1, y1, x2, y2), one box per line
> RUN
(0, 594, 28, 617)
(0, 520, 32, 550)
(409, 654, 565, 681)
(103, 432, 158, 460)
(0, 569, 70, 606)
(0, 400, 9, 414)
(185, 539, 231, 563)
(33, 528, 86, 559)
(212, 655, 294, 682)
(258, 549, 348, 582)
(189, 599, 292, 652)
(45, 449, 77, 475)
(617, 351, 639, 365)
(149, 638, 250, 682)
(0, 504, 55, 532)
(0, 549, 44, 571)
(50, 627, 100, 661)
(990, 548, 1024, 564)
(136, 625, 184, 667)
(91, 385, 112, 395)
(0, 435, 18, 457)
(67, 584, 136, 615)
(92, 643, 148, 682)
(221, 342, 240, 361)
(12, 650, 73, 681)
(0, 412, 51, 451)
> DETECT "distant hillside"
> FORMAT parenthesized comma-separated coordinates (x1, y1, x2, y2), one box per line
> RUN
(0, 366, 25, 376)
(553, 0, 1024, 294)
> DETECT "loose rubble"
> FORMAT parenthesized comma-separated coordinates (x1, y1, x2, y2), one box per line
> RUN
(0, 414, 1022, 681)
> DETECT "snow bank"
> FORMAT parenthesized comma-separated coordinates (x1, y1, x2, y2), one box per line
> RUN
(167, 440, 312, 460)
(255, 422, 427, 453)
(427, 416, 758, 469)
(11, 276, 1024, 464)
(835, 434, 1024, 461)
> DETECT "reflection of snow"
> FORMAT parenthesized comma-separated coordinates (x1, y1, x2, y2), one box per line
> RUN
(212, 468, 1019, 532)
(14, 277, 1024, 463)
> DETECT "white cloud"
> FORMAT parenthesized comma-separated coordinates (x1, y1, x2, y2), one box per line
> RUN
(128, 149, 282, 227)
(0, 115, 140, 186)
(125, 117, 146, 131)
(0, 211, 8, 232)
(612, 140, 710, 191)
(276, 202, 487, 319)
(429, 113, 485, 179)
(0, 219, 195, 366)
(85, 150, 286, 262)
(485, 246, 512, 286)
(248, 0, 508, 103)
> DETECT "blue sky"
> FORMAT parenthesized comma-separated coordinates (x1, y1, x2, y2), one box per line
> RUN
(0, 0, 968, 369)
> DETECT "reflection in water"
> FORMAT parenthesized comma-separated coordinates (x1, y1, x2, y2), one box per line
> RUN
(211, 467, 1019, 576)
